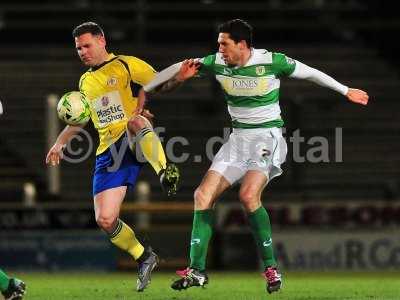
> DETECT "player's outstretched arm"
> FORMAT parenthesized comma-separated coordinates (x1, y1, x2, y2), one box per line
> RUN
(144, 59, 200, 93)
(289, 60, 369, 105)
(45, 125, 84, 166)
(346, 88, 369, 105)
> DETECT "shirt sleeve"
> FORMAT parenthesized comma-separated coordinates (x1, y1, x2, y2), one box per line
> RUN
(123, 56, 157, 86)
(143, 62, 182, 92)
(289, 60, 348, 95)
(272, 52, 296, 77)
(197, 54, 216, 77)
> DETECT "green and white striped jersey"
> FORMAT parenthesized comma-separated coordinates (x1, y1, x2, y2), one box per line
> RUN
(199, 48, 296, 129)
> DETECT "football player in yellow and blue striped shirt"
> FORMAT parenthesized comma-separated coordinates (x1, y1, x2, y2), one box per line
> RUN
(46, 22, 179, 292)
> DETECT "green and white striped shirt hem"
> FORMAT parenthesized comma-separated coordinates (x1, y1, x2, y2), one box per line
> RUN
(231, 119, 284, 129)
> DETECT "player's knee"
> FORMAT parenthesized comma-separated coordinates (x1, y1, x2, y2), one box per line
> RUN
(96, 214, 117, 233)
(239, 190, 258, 211)
(128, 116, 146, 134)
(194, 187, 213, 209)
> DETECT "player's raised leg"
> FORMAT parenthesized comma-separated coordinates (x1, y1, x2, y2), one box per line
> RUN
(94, 186, 158, 292)
(0, 269, 26, 300)
(128, 115, 179, 196)
(239, 170, 281, 293)
(171, 170, 230, 290)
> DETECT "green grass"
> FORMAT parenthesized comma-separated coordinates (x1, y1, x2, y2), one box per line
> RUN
(14, 271, 400, 300)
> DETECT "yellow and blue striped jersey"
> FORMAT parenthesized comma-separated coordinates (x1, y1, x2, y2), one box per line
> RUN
(79, 53, 156, 155)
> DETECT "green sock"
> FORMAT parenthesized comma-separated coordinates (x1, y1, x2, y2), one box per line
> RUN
(0, 269, 10, 292)
(248, 206, 276, 268)
(189, 209, 214, 271)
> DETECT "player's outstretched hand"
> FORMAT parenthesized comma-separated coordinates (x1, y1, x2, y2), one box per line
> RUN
(46, 143, 65, 166)
(346, 88, 369, 105)
(176, 59, 200, 82)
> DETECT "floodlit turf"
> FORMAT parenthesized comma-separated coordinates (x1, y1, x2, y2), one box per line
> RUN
(14, 271, 400, 300)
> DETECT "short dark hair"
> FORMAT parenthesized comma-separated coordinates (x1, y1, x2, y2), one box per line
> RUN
(72, 22, 104, 38)
(218, 19, 253, 48)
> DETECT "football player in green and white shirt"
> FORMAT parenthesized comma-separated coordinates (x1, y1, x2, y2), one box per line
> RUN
(144, 19, 369, 294)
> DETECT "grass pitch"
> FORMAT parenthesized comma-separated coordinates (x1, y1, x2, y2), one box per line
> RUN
(16, 271, 400, 300)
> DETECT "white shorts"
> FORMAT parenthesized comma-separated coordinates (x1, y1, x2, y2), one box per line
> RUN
(209, 127, 287, 185)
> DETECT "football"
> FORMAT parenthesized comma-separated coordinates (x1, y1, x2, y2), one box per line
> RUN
(57, 91, 90, 125)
